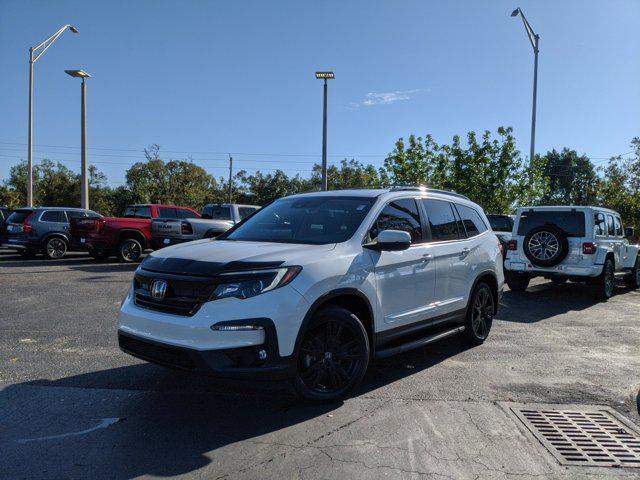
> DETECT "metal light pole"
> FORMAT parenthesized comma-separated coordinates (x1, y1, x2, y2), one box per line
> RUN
(65, 70, 91, 209)
(315, 71, 334, 191)
(27, 24, 79, 207)
(511, 8, 539, 170)
(228, 154, 233, 204)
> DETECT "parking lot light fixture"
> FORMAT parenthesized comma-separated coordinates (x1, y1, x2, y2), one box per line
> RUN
(27, 24, 79, 207)
(511, 7, 539, 172)
(65, 69, 91, 210)
(315, 71, 335, 191)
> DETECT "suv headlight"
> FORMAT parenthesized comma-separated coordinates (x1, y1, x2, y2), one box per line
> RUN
(211, 266, 302, 300)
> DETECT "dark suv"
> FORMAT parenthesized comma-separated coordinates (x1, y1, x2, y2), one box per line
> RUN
(3, 207, 102, 259)
(0, 206, 13, 244)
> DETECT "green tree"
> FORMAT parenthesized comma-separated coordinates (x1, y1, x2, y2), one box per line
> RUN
(540, 148, 599, 205)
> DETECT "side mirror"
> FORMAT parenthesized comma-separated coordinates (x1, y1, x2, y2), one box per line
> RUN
(625, 226, 635, 238)
(365, 229, 412, 251)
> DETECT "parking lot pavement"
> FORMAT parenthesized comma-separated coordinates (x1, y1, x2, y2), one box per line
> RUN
(1, 249, 640, 479)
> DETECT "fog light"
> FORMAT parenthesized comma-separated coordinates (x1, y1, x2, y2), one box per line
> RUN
(211, 324, 264, 331)
(258, 349, 268, 361)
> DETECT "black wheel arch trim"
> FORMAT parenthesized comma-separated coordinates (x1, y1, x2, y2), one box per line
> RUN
(291, 288, 375, 359)
(42, 232, 70, 247)
(118, 229, 147, 249)
(466, 269, 500, 315)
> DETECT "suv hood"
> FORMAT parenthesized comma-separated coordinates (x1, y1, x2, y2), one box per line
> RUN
(141, 239, 337, 276)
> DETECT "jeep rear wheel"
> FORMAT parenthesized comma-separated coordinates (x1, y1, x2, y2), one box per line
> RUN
(505, 271, 530, 292)
(624, 256, 640, 289)
(118, 238, 143, 263)
(293, 306, 369, 402)
(592, 258, 615, 300)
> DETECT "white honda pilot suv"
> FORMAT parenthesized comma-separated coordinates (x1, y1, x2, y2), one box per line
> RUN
(118, 187, 504, 401)
(504, 206, 640, 299)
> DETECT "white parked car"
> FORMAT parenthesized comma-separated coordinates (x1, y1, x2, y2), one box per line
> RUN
(504, 206, 640, 299)
(118, 187, 504, 401)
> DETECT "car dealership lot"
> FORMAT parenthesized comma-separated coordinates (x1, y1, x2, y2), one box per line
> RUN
(1, 250, 640, 479)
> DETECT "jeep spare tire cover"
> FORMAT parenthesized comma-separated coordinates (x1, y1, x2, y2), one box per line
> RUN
(523, 224, 569, 267)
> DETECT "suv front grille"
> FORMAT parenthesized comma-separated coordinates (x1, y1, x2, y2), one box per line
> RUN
(133, 272, 218, 316)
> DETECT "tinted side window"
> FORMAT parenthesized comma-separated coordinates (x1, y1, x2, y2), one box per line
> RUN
(208, 206, 232, 220)
(421, 199, 460, 241)
(594, 213, 606, 236)
(178, 209, 199, 219)
(606, 215, 615, 236)
(370, 198, 422, 243)
(614, 216, 623, 237)
(66, 210, 86, 220)
(456, 204, 488, 237)
(158, 207, 178, 218)
(41, 210, 67, 223)
(124, 206, 152, 219)
(239, 207, 259, 219)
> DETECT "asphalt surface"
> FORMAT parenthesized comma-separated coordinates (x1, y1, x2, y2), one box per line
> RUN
(1, 249, 639, 479)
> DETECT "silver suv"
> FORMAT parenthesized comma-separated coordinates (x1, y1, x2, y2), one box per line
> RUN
(504, 206, 640, 299)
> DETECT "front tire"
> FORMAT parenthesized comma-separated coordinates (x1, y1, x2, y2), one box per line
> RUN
(117, 238, 143, 263)
(43, 237, 68, 260)
(505, 271, 530, 292)
(293, 306, 370, 402)
(592, 258, 615, 300)
(464, 282, 495, 346)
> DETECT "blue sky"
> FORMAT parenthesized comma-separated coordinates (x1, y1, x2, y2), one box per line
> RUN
(0, 0, 638, 186)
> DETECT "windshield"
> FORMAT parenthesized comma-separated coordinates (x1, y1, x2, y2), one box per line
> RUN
(223, 196, 375, 244)
(517, 210, 585, 237)
(488, 215, 514, 232)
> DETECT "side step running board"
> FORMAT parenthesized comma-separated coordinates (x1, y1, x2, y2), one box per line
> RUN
(374, 326, 465, 359)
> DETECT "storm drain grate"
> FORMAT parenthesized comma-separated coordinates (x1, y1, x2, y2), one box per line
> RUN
(512, 407, 640, 467)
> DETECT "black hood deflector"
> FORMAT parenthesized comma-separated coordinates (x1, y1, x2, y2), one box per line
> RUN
(140, 256, 285, 277)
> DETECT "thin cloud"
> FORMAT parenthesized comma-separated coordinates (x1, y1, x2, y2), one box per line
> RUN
(347, 88, 428, 109)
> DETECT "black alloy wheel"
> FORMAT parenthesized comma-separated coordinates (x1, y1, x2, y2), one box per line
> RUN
(44, 237, 67, 260)
(624, 256, 640, 290)
(592, 258, 615, 300)
(465, 282, 495, 345)
(294, 306, 369, 402)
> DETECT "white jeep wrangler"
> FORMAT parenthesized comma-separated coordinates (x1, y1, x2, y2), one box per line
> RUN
(504, 206, 640, 299)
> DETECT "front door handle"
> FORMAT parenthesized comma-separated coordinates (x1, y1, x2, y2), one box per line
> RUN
(460, 247, 470, 257)
(421, 253, 433, 262)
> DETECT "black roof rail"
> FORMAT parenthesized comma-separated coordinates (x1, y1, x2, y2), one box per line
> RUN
(389, 185, 470, 201)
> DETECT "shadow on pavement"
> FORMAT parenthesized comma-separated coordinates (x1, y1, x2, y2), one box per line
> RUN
(497, 280, 631, 324)
(2, 336, 468, 479)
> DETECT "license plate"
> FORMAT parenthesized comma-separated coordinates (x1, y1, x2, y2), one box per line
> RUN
(163, 239, 171, 245)
(80, 238, 86, 243)
(511, 262, 526, 271)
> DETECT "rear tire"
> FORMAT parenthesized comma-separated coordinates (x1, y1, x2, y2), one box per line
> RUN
(592, 258, 615, 301)
(117, 238, 143, 263)
(505, 271, 530, 292)
(293, 306, 370, 403)
(464, 282, 495, 346)
(43, 237, 68, 260)
(624, 256, 640, 290)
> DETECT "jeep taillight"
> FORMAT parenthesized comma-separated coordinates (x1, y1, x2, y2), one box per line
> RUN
(181, 221, 192, 235)
(508, 239, 517, 251)
(94, 219, 105, 233)
(499, 243, 505, 257)
(582, 242, 597, 254)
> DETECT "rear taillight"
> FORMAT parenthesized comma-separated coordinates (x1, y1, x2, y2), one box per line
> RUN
(181, 221, 192, 235)
(508, 239, 517, 251)
(22, 212, 35, 233)
(499, 243, 505, 257)
(95, 219, 105, 233)
(582, 242, 597, 254)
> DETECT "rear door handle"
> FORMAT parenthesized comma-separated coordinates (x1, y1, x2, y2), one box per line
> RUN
(421, 253, 433, 262)
(460, 248, 470, 257)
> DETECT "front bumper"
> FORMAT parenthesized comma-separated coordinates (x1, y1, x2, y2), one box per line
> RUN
(118, 327, 296, 380)
(2, 238, 36, 250)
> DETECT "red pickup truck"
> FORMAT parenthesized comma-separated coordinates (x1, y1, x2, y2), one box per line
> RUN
(70, 204, 200, 262)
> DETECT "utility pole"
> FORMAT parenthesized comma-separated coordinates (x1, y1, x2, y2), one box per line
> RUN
(65, 70, 91, 209)
(228, 154, 233, 204)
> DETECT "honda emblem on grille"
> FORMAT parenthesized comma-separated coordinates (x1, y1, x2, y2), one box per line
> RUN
(151, 280, 168, 300)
